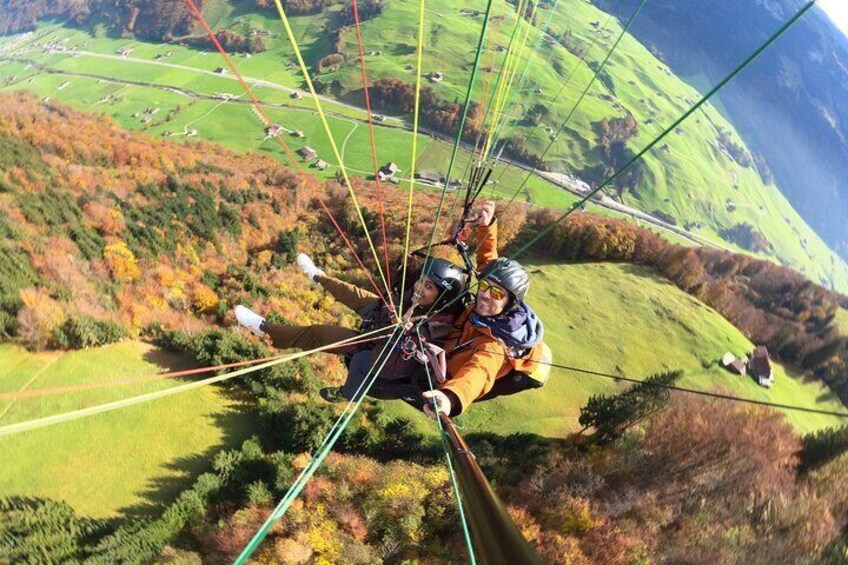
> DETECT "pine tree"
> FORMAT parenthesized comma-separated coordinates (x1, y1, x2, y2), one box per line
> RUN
(578, 370, 683, 444)
(799, 424, 848, 473)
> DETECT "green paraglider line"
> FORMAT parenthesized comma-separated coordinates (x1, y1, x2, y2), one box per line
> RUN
(484, 0, 563, 156)
(418, 0, 497, 269)
(500, 0, 650, 214)
(512, 0, 819, 258)
(488, 3, 619, 190)
(233, 325, 407, 565)
(424, 0, 821, 330)
(418, 327, 478, 565)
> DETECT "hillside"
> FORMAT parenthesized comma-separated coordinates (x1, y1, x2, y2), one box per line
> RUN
(1, 0, 847, 292)
(0, 341, 255, 517)
(0, 90, 407, 347)
(1, 89, 848, 564)
(381, 262, 848, 437)
(595, 0, 848, 263)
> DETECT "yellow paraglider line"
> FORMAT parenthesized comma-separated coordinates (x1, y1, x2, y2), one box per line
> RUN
(271, 0, 395, 314)
(485, 0, 540, 159)
(398, 0, 428, 311)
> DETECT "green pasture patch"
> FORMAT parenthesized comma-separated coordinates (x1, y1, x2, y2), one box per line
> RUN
(0, 341, 255, 518)
(379, 262, 846, 439)
(835, 308, 848, 335)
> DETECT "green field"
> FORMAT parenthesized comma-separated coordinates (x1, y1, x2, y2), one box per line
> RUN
(380, 262, 847, 438)
(836, 308, 848, 335)
(0, 341, 255, 518)
(1, 5, 847, 292)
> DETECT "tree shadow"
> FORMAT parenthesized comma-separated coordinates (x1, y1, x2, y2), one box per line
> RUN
(113, 349, 260, 519)
(816, 390, 841, 405)
(116, 400, 258, 519)
(142, 347, 197, 374)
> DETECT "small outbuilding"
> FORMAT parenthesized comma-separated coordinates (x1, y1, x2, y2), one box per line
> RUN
(378, 162, 399, 180)
(751, 345, 773, 388)
(298, 146, 318, 160)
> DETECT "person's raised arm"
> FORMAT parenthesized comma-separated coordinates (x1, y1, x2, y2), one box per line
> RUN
(476, 200, 498, 271)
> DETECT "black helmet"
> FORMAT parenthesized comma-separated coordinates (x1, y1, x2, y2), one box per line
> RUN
(479, 258, 529, 304)
(421, 257, 467, 310)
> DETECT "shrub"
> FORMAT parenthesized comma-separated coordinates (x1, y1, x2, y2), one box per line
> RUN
(52, 315, 128, 349)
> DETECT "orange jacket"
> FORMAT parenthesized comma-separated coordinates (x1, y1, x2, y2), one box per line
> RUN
(439, 221, 543, 414)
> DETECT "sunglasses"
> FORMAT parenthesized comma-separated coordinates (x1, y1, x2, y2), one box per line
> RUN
(478, 279, 508, 301)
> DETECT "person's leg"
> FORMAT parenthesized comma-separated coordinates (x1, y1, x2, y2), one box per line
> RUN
(264, 323, 360, 353)
(315, 274, 380, 313)
(476, 372, 542, 402)
(340, 349, 422, 402)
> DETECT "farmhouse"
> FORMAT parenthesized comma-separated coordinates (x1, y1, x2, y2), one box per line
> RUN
(750, 345, 774, 388)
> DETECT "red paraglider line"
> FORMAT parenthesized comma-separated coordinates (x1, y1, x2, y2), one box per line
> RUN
(183, 0, 302, 170)
(350, 0, 393, 298)
(316, 198, 394, 314)
(184, 0, 394, 310)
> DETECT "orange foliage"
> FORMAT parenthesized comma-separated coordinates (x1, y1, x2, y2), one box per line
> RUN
(16, 288, 66, 347)
(83, 200, 125, 236)
(190, 283, 219, 314)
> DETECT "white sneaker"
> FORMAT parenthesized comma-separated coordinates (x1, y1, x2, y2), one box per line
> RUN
(296, 253, 325, 282)
(234, 305, 266, 336)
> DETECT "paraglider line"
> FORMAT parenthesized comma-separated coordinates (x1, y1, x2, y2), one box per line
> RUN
(547, 360, 848, 419)
(350, 0, 394, 298)
(316, 197, 394, 312)
(419, 328, 477, 564)
(0, 325, 397, 439)
(185, 0, 392, 312)
(183, 0, 303, 171)
(417, 0, 496, 295)
(398, 0, 429, 311)
(272, 0, 395, 309)
(498, 0, 649, 217)
(0, 333, 390, 403)
(233, 323, 409, 563)
(510, 0, 819, 258)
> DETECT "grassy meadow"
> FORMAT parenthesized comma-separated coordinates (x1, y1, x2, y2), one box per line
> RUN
(836, 307, 848, 335)
(0, 4, 847, 291)
(0, 341, 255, 518)
(379, 262, 848, 438)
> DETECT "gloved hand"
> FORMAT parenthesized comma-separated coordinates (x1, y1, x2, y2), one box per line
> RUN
(477, 200, 495, 227)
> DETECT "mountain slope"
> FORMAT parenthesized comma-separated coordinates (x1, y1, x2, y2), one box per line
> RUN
(594, 0, 848, 262)
(1, 2, 848, 290)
